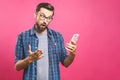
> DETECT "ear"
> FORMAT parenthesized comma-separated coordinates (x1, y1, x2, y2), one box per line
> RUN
(34, 12, 37, 18)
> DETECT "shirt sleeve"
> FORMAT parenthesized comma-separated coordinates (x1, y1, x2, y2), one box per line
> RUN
(14, 33, 25, 63)
(59, 34, 68, 65)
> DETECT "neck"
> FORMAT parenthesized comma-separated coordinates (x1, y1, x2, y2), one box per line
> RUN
(36, 28, 47, 34)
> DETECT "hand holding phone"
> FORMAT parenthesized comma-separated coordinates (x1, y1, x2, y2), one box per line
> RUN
(66, 34, 79, 54)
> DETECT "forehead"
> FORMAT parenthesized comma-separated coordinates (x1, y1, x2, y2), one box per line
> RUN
(38, 8, 53, 16)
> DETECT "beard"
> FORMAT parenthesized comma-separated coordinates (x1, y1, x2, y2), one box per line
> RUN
(35, 22, 47, 33)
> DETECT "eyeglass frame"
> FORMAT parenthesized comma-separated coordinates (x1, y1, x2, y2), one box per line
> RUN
(37, 13, 53, 21)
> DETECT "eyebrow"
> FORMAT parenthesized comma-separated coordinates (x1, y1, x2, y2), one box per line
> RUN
(39, 13, 52, 17)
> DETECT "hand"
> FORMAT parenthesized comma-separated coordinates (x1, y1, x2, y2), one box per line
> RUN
(28, 45, 43, 63)
(65, 41, 77, 54)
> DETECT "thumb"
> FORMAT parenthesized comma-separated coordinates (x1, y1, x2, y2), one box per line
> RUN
(70, 40, 76, 45)
(28, 44, 32, 54)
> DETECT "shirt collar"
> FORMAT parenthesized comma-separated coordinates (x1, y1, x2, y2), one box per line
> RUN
(29, 26, 53, 38)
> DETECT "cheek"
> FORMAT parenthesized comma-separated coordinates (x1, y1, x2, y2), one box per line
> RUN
(36, 16, 42, 23)
(36, 18, 42, 24)
(47, 22, 50, 25)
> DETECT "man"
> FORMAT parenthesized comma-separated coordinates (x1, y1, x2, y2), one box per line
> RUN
(15, 2, 77, 80)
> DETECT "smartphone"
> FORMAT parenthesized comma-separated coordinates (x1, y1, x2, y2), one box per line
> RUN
(71, 34, 79, 42)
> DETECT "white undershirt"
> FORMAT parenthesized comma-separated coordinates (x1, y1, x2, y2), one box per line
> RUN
(36, 31, 49, 80)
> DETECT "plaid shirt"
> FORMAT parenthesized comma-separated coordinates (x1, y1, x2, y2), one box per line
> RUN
(15, 27, 68, 80)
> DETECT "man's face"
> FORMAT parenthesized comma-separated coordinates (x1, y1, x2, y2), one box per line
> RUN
(35, 8, 53, 32)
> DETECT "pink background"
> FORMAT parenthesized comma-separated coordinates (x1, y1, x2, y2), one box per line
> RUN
(0, 0, 120, 80)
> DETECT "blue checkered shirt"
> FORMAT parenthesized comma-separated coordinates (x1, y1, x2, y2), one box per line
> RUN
(15, 27, 68, 80)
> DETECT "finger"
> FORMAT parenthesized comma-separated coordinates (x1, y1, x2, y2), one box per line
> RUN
(66, 43, 76, 49)
(65, 47, 76, 53)
(28, 44, 31, 51)
(36, 52, 42, 57)
(65, 47, 73, 52)
(66, 44, 76, 51)
(65, 45, 73, 51)
(38, 54, 44, 59)
(70, 41, 76, 45)
(37, 49, 42, 53)
(35, 50, 42, 54)
(34, 50, 43, 57)
(28, 44, 32, 54)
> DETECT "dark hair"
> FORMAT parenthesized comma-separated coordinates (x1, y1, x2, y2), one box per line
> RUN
(36, 2, 54, 15)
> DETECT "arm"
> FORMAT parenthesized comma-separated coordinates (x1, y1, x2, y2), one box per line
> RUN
(63, 34, 79, 67)
(63, 52, 75, 67)
(59, 34, 77, 67)
(63, 41, 76, 67)
(15, 56, 31, 71)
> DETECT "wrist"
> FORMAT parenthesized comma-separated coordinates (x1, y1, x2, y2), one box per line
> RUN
(24, 57, 32, 64)
(70, 52, 75, 56)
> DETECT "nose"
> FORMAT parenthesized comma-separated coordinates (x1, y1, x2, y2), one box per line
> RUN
(43, 19, 50, 25)
(42, 20, 47, 25)
(44, 19, 48, 23)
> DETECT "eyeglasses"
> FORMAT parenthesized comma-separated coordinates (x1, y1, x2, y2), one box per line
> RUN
(38, 13, 53, 21)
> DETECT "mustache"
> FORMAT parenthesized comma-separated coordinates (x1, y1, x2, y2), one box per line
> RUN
(41, 22, 47, 26)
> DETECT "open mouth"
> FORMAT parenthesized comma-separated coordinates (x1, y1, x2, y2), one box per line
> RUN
(41, 24, 46, 28)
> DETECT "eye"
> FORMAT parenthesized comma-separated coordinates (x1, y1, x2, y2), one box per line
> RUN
(47, 15, 53, 20)
(40, 14, 45, 18)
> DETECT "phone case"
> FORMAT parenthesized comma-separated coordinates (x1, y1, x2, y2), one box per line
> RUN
(71, 34, 79, 42)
